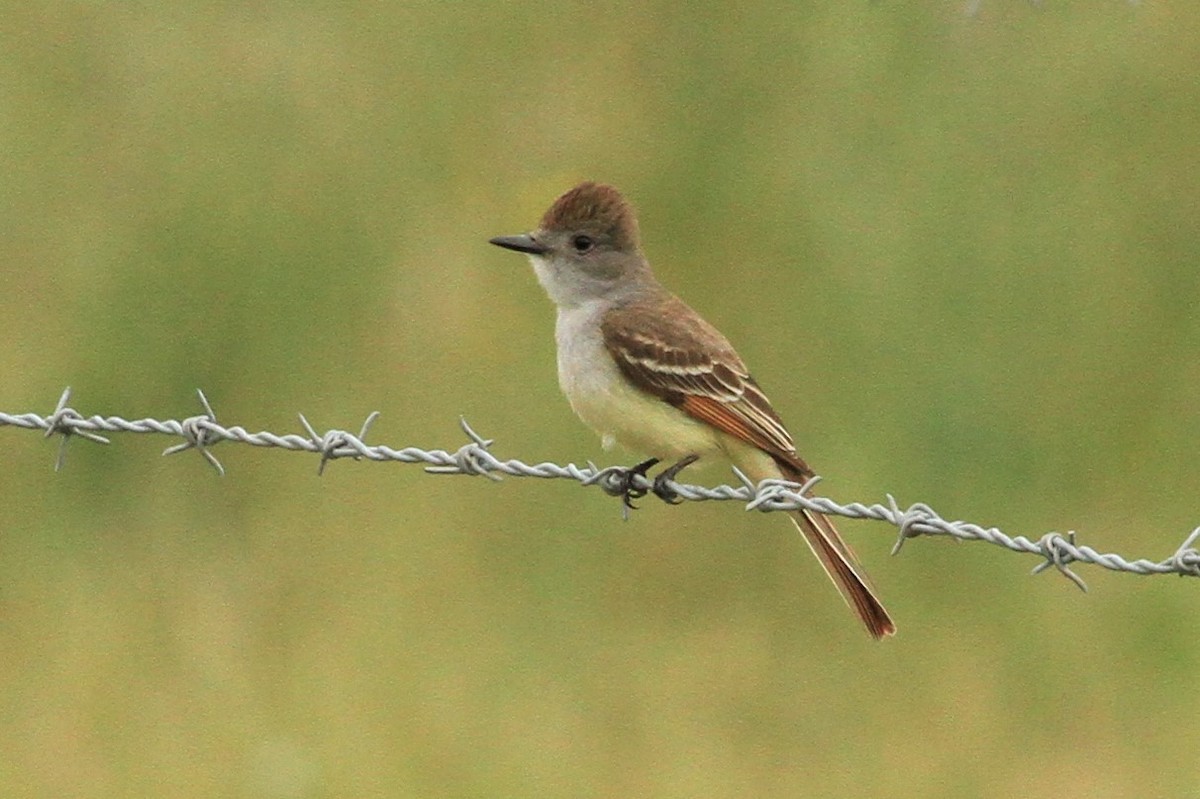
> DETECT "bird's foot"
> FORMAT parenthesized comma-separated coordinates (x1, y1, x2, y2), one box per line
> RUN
(604, 457, 660, 510)
(651, 455, 699, 504)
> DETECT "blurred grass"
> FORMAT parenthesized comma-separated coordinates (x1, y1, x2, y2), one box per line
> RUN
(1, 2, 1198, 797)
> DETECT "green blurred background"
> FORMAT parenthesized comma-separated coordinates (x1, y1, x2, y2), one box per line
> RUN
(2, 3, 1197, 797)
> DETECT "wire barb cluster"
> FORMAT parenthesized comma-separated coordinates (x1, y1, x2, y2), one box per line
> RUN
(4, 388, 1199, 587)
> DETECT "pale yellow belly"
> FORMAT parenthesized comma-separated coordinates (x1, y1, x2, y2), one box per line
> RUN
(555, 303, 723, 460)
(567, 364, 723, 459)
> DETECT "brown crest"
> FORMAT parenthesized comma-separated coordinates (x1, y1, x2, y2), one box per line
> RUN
(540, 182, 641, 250)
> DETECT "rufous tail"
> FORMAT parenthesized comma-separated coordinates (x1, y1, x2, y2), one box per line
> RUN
(778, 464, 895, 639)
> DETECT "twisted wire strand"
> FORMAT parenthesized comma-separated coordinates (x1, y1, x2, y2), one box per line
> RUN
(3, 388, 1198, 587)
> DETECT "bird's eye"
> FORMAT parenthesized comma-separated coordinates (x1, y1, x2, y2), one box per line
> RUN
(572, 234, 594, 253)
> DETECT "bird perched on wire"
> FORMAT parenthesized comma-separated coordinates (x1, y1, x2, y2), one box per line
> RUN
(491, 182, 895, 638)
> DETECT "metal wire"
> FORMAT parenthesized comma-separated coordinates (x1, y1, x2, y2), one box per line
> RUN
(4, 388, 1198, 588)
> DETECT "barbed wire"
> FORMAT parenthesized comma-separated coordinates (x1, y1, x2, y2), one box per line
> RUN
(3, 388, 1198, 589)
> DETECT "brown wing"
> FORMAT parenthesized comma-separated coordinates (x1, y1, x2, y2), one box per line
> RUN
(604, 297, 894, 638)
(601, 295, 812, 476)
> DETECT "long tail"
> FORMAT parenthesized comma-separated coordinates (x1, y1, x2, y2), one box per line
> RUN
(787, 507, 895, 639)
(778, 465, 895, 639)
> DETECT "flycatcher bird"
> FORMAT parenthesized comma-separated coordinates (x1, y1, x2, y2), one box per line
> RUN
(490, 182, 895, 639)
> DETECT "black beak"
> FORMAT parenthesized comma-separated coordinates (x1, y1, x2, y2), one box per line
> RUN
(489, 233, 550, 255)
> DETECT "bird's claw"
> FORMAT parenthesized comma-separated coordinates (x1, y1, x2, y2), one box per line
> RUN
(652, 479, 682, 504)
(606, 457, 659, 510)
(651, 454, 699, 505)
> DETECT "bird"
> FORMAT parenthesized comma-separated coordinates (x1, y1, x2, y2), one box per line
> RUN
(489, 182, 895, 638)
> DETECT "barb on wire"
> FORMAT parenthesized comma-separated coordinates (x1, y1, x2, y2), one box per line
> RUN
(162, 388, 225, 475)
(2, 388, 1198, 586)
(299, 410, 380, 476)
(42, 387, 111, 471)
